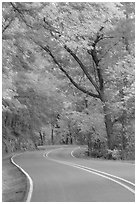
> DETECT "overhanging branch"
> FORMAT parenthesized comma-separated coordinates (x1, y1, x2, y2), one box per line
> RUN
(10, 2, 33, 28)
(42, 19, 100, 94)
(2, 17, 14, 33)
(34, 41, 100, 99)
(64, 45, 99, 93)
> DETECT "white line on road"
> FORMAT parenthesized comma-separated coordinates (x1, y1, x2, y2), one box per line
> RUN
(45, 147, 63, 157)
(71, 146, 88, 158)
(44, 148, 135, 194)
(72, 163, 135, 187)
(71, 146, 80, 157)
(11, 153, 33, 202)
(70, 147, 135, 187)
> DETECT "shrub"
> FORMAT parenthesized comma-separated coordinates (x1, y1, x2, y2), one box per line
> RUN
(104, 149, 121, 160)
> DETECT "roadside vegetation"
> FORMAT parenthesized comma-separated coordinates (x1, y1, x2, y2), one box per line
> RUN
(2, 154, 27, 202)
(3, 2, 134, 162)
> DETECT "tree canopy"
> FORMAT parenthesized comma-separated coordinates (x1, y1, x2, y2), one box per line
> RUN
(2, 2, 135, 160)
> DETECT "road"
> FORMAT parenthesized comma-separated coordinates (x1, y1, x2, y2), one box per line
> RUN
(12, 145, 135, 202)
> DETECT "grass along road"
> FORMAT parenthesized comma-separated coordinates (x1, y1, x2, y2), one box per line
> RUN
(2, 154, 27, 202)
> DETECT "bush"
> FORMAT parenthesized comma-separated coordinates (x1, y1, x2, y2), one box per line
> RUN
(86, 148, 122, 160)
(86, 137, 107, 158)
(86, 148, 107, 158)
(104, 149, 121, 160)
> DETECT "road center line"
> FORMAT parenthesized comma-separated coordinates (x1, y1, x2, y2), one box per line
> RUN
(44, 148, 135, 194)
(70, 147, 135, 187)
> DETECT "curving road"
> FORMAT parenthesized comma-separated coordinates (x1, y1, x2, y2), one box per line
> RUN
(12, 145, 135, 202)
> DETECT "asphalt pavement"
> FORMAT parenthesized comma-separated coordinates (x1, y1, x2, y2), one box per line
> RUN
(12, 145, 135, 202)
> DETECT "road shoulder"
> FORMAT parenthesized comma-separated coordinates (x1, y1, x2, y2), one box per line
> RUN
(2, 153, 27, 202)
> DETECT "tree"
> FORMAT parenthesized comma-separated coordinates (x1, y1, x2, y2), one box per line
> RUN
(2, 2, 135, 154)
(2, 7, 65, 151)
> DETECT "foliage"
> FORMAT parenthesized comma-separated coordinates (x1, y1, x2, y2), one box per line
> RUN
(2, 2, 135, 159)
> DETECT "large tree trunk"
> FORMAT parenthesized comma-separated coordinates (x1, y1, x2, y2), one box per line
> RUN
(103, 104, 113, 149)
(70, 137, 73, 144)
(39, 131, 43, 145)
(51, 126, 54, 145)
(120, 110, 127, 159)
(100, 91, 113, 150)
(40, 28, 115, 150)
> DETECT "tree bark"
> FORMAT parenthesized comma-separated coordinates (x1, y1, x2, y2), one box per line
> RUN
(51, 126, 54, 145)
(103, 103, 113, 149)
(70, 137, 73, 144)
(39, 131, 43, 145)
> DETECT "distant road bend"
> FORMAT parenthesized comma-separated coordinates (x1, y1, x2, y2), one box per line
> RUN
(12, 145, 135, 202)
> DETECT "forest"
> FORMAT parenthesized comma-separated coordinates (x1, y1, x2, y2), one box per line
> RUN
(2, 2, 135, 160)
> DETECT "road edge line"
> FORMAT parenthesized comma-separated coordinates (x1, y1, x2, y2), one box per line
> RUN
(11, 153, 33, 202)
(71, 146, 80, 157)
(44, 147, 63, 157)
(71, 146, 87, 158)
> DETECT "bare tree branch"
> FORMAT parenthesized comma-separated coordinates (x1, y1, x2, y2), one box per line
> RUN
(10, 2, 33, 28)
(33, 41, 100, 99)
(87, 30, 105, 92)
(64, 45, 100, 94)
(2, 17, 14, 33)
(100, 41, 120, 59)
(42, 18, 100, 94)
